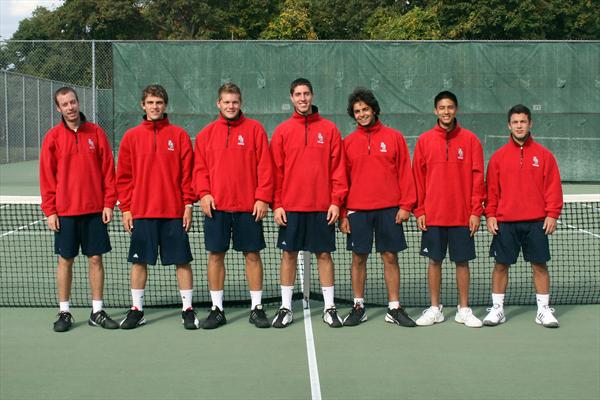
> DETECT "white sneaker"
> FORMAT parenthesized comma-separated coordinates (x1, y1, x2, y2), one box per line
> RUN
(483, 304, 506, 326)
(455, 306, 483, 328)
(535, 306, 559, 328)
(415, 305, 445, 326)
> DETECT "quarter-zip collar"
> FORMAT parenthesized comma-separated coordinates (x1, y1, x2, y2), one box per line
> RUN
(356, 118, 382, 135)
(433, 119, 461, 139)
(509, 132, 533, 147)
(61, 112, 86, 132)
(141, 113, 170, 129)
(292, 105, 320, 123)
(216, 111, 246, 127)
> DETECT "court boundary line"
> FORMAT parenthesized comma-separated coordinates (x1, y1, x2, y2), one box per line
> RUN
(303, 305, 322, 400)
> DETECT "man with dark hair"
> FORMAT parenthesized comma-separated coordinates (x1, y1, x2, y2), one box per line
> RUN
(340, 87, 416, 327)
(193, 82, 274, 329)
(270, 77, 348, 328)
(483, 104, 562, 328)
(117, 84, 198, 330)
(413, 90, 485, 328)
(40, 86, 119, 332)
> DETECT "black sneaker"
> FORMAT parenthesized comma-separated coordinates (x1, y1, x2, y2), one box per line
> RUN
(201, 306, 226, 329)
(88, 310, 119, 329)
(343, 303, 367, 326)
(249, 305, 270, 328)
(120, 308, 145, 329)
(323, 307, 343, 328)
(182, 308, 200, 330)
(385, 306, 416, 327)
(53, 311, 73, 332)
(271, 307, 293, 328)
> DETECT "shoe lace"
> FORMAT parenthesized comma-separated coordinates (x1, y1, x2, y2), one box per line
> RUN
(58, 312, 73, 322)
(94, 310, 109, 324)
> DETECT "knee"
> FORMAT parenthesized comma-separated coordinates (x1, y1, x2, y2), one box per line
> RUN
(88, 255, 103, 270)
(380, 252, 398, 266)
(315, 252, 332, 263)
(244, 252, 261, 264)
(282, 251, 298, 263)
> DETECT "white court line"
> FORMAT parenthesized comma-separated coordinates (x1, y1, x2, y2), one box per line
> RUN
(0, 218, 46, 238)
(303, 306, 322, 400)
(557, 220, 600, 239)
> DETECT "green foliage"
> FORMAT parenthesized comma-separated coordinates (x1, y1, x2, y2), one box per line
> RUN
(260, 0, 318, 39)
(367, 6, 442, 40)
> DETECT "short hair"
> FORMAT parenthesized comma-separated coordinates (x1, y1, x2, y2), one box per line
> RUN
(141, 84, 168, 104)
(507, 104, 531, 122)
(290, 78, 313, 95)
(54, 86, 79, 106)
(347, 87, 380, 119)
(434, 91, 458, 108)
(218, 82, 242, 101)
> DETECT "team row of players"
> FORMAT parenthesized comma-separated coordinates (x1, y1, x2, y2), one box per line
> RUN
(40, 78, 562, 332)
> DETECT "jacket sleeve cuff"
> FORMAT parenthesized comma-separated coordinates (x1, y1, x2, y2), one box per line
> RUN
(547, 211, 560, 219)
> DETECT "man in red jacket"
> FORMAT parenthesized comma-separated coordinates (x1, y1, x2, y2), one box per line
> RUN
(193, 83, 273, 329)
(40, 86, 119, 332)
(413, 91, 484, 328)
(270, 78, 348, 328)
(116, 84, 198, 330)
(484, 104, 563, 328)
(339, 88, 416, 327)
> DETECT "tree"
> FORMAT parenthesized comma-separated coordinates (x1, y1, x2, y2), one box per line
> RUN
(366, 6, 442, 40)
(260, 0, 318, 39)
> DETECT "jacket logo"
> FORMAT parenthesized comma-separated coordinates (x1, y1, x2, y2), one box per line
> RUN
(317, 133, 324, 144)
(379, 142, 387, 153)
(168, 140, 175, 151)
(457, 148, 464, 160)
(88, 138, 95, 150)
(237, 135, 245, 146)
(532, 156, 539, 167)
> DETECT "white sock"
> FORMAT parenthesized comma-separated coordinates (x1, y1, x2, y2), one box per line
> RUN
(59, 301, 70, 313)
(388, 301, 400, 310)
(250, 290, 262, 309)
(92, 300, 103, 313)
(210, 290, 224, 310)
(131, 289, 144, 310)
(322, 286, 335, 310)
(536, 293, 550, 309)
(353, 298, 364, 307)
(431, 305, 440, 311)
(281, 285, 294, 310)
(180, 289, 193, 311)
(492, 293, 505, 308)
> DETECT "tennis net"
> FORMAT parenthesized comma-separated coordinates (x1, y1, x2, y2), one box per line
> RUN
(1, 194, 598, 308)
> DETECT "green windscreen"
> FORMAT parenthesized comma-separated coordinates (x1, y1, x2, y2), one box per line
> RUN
(113, 41, 600, 181)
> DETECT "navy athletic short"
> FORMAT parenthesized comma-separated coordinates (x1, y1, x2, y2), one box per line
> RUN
(420, 226, 475, 263)
(346, 207, 408, 254)
(54, 213, 111, 259)
(490, 220, 550, 265)
(277, 211, 335, 253)
(204, 210, 266, 252)
(127, 218, 193, 266)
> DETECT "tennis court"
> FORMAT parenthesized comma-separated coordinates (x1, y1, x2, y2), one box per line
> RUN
(1, 161, 599, 400)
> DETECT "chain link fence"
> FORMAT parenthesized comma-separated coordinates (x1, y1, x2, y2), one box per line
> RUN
(0, 40, 113, 164)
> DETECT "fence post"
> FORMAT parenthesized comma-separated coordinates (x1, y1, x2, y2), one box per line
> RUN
(4, 72, 8, 163)
(37, 79, 40, 155)
(92, 40, 96, 123)
(22, 75, 26, 161)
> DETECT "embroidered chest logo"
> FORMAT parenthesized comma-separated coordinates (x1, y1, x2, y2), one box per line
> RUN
(457, 147, 464, 160)
(87, 138, 95, 150)
(237, 134, 245, 146)
(168, 140, 175, 151)
(379, 142, 387, 153)
(532, 156, 540, 167)
(317, 133, 324, 144)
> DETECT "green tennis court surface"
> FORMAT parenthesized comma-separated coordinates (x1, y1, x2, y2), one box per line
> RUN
(1, 302, 598, 400)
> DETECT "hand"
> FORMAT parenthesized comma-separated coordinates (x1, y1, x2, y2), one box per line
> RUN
(486, 216, 498, 235)
(274, 207, 287, 227)
(102, 207, 113, 224)
(252, 200, 268, 222)
(339, 217, 350, 234)
(122, 211, 133, 234)
(543, 216, 557, 235)
(469, 215, 481, 237)
(327, 204, 340, 225)
(395, 208, 410, 224)
(200, 194, 216, 218)
(417, 215, 427, 231)
(47, 214, 60, 232)
(183, 206, 193, 232)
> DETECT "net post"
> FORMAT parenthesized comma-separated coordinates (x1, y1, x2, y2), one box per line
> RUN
(302, 250, 311, 309)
